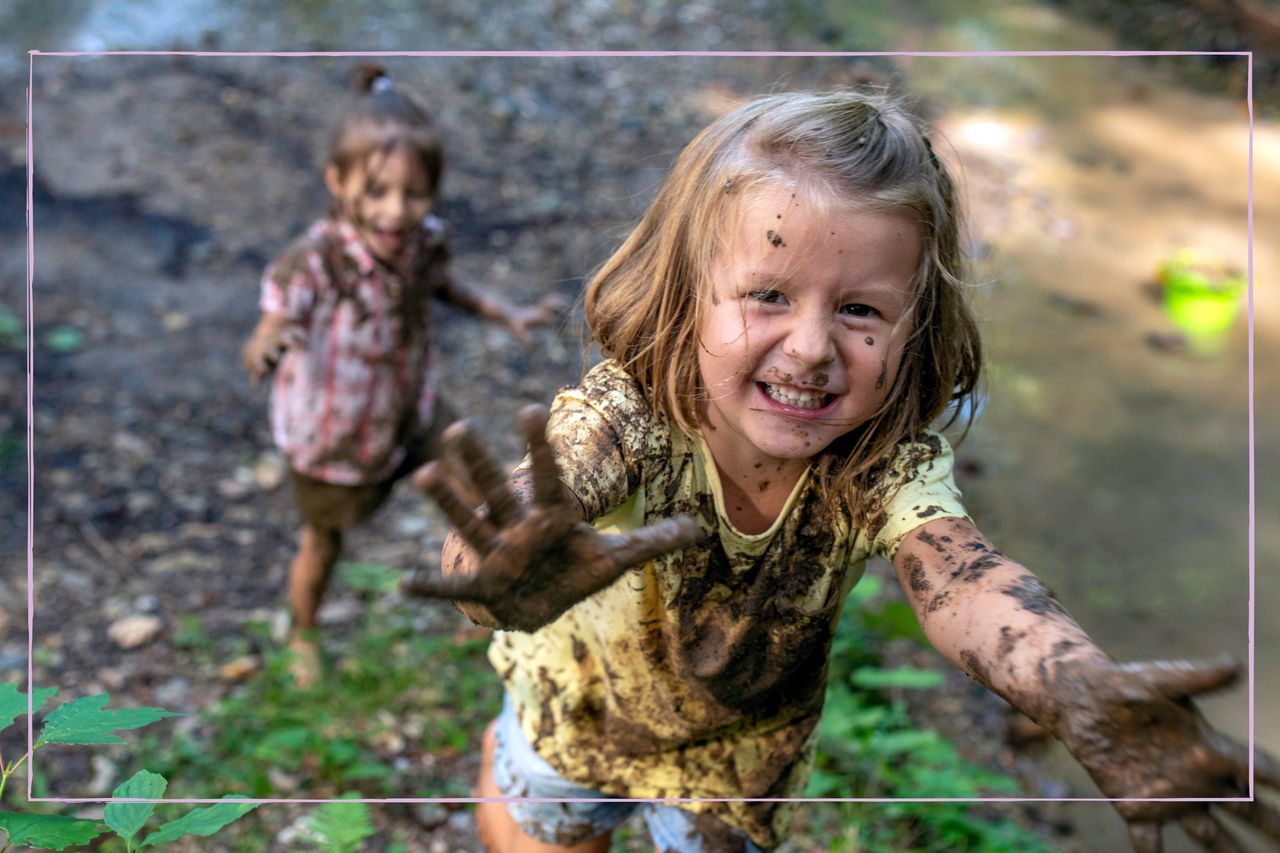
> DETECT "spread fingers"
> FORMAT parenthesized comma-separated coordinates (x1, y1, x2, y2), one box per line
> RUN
(415, 461, 498, 554)
(445, 421, 523, 527)
(1179, 811, 1245, 852)
(1126, 821, 1163, 853)
(398, 569, 492, 603)
(1220, 799, 1280, 843)
(603, 515, 703, 569)
(519, 405, 566, 508)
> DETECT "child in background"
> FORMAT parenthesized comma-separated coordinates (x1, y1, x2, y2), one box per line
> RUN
(404, 89, 1280, 852)
(244, 65, 559, 687)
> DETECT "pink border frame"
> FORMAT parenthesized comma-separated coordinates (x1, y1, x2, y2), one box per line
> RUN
(22, 49, 1256, 811)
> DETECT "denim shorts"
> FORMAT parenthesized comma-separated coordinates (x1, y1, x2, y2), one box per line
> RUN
(491, 697, 764, 852)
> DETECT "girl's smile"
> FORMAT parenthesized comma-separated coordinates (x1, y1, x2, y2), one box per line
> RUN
(696, 183, 922, 480)
(325, 145, 435, 263)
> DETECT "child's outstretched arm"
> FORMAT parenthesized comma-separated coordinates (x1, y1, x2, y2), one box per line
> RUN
(893, 515, 1280, 851)
(400, 405, 702, 630)
(433, 273, 564, 344)
(242, 312, 307, 385)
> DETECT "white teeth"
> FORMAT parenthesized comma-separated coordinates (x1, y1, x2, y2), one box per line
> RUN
(763, 383, 828, 409)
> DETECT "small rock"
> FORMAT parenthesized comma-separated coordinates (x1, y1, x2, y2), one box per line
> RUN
(154, 677, 191, 707)
(254, 452, 287, 489)
(107, 614, 163, 649)
(447, 811, 475, 833)
(316, 598, 363, 625)
(415, 802, 450, 829)
(268, 768, 300, 793)
(88, 754, 117, 795)
(219, 655, 260, 682)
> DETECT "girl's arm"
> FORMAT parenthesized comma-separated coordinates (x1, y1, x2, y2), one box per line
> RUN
(893, 515, 1280, 850)
(433, 272, 563, 344)
(401, 406, 700, 630)
(243, 311, 306, 385)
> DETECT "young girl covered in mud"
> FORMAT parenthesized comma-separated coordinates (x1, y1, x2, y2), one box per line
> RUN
(243, 66, 559, 687)
(403, 90, 1279, 852)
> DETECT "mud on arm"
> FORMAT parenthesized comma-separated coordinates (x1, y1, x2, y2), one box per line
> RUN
(892, 516, 1280, 852)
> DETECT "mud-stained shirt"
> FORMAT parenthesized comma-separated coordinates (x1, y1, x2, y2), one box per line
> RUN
(489, 359, 970, 847)
(260, 216, 450, 484)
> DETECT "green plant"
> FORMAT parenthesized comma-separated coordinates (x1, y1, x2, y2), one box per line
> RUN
(295, 793, 376, 852)
(804, 575, 1060, 852)
(133, 577, 499, 799)
(0, 684, 258, 851)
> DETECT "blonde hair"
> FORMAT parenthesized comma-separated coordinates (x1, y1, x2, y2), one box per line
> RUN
(584, 89, 982, 527)
(327, 64, 444, 196)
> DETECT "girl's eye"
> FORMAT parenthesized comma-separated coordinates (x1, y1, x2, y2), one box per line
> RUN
(747, 289, 786, 305)
(365, 185, 387, 200)
(840, 303, 879, 318)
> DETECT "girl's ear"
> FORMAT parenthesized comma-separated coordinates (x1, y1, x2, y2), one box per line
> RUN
(323, 163, 344, 199)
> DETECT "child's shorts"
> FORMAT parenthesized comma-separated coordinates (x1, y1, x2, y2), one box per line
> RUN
(289, 399, 457, 532)
(492, 696, 765, 853)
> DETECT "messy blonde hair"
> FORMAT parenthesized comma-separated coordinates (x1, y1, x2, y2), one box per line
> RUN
(584, 89, 982, 527)
(328, 64, 444, 196)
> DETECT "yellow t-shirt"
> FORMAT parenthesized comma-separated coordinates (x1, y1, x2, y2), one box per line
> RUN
(488, 360, 969, 846)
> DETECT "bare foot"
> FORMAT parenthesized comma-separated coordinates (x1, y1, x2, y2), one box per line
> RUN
(286, 632, 322, 690)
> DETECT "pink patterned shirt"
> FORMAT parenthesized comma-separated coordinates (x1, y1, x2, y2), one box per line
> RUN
(260, 216, 450, 484)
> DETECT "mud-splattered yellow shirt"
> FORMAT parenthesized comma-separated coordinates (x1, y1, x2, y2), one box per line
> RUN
(489, 360, 969, 846)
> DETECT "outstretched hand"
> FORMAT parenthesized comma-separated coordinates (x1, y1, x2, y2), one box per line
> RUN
(503, 295, 568, 345)
(243, 317, 306, 385)
(400, 405, 703, 631)
(1052, 655, 1280, 851)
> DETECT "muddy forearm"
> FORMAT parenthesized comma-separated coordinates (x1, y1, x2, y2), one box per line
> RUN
(895, 517, 1110, 730)
(434, 274, 506, 321)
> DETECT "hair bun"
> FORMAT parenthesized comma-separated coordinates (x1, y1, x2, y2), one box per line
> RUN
(350, 63, 390, 94)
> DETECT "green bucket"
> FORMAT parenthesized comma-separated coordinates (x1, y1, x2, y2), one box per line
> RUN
(1157, 250, 1245, 340)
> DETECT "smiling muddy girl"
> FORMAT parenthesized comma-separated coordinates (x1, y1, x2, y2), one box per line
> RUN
(242, 64, 560, 688)
(402, 90, 1280, 852)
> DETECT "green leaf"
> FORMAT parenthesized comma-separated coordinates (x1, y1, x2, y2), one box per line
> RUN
(861, 600, 928, 645)
(139, 797, 258, 847)
(338, 561, 402, 595)
(303, 795, 375, 853)
(0, 810, 105, 850)
(0, 683, 59, 733)
(869, 729, 942, 757)
(36, 694, 183, 746)
(105, 770, 167, 848)
(0, 303, 23, 349)
(42, 326, 85, 354)
(850, 666, 945, 690)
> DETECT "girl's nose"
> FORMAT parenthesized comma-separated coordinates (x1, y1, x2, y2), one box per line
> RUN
(783, 314, 836, 367)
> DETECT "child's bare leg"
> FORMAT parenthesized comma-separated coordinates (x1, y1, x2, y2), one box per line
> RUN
(476, 720, 610, 853)
(285, 524, 341, 687)
(288, 524, 342, 631)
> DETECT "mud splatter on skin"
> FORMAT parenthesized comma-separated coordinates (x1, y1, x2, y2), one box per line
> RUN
(766, 229, 786, 248)
(874, 359, 886, 390)
(959, 649, 993, 690)
(757, 480, 770, 492)
(864, 336, 874, 346)
(925, 588, 951, 615)
(811, 372, 828, 387)
(1002, 574, 1070, 619)
(948, 550, 1006, 583)
(902, 554, 931, 593)
(997, 625, 1028, 660)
